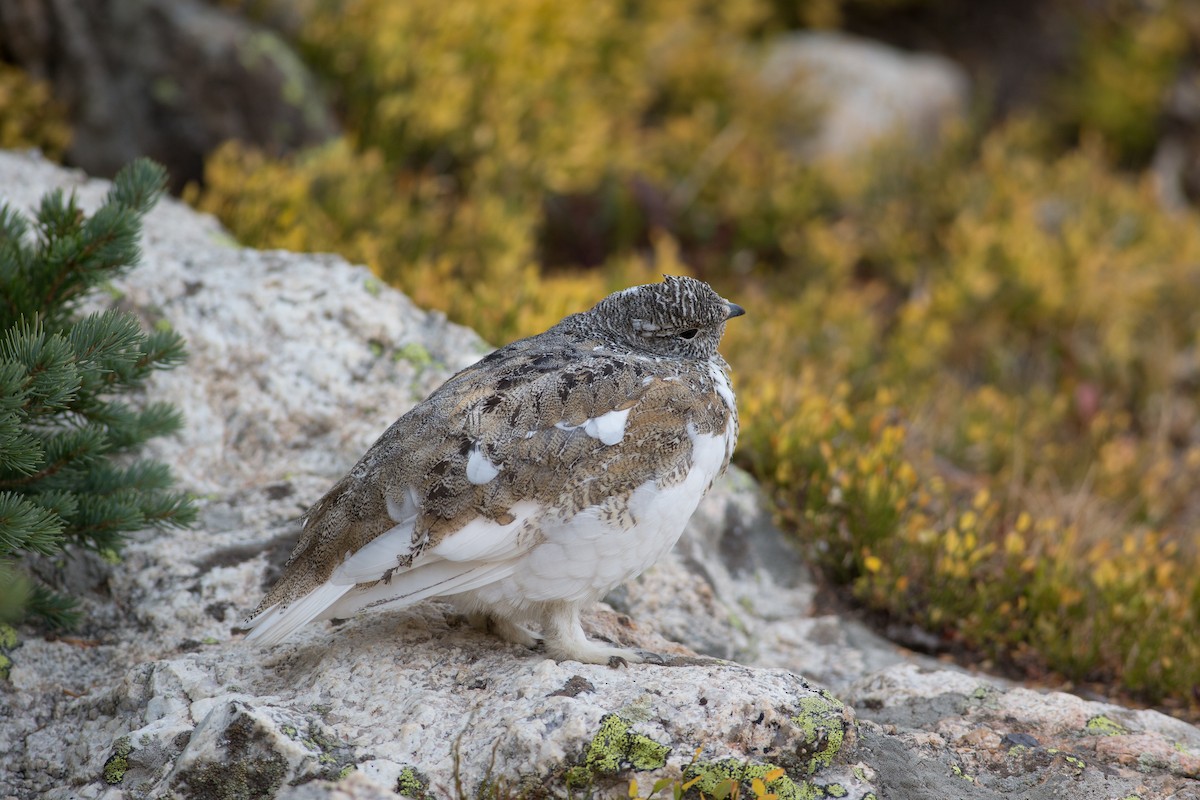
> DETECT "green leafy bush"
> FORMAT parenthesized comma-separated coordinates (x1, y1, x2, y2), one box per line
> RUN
(0, 158, 195, 628)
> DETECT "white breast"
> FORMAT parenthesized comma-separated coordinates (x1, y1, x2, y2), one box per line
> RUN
(469, 423, 731, 608)
(709, 362, 735, 410)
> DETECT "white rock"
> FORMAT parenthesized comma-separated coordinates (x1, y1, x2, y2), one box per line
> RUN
(763, 31, 970, 160)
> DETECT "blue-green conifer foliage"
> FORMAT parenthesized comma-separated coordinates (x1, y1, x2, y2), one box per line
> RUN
(0, 158, 195, 628)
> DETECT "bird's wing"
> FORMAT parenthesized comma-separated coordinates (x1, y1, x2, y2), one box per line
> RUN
(244, 347, 732, 645)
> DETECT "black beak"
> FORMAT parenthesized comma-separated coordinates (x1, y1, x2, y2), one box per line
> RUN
(726, 302, 746, 319)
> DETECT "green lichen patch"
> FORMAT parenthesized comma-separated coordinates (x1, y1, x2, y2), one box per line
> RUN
(1084, 715, 1129, 736)
(300, 721, 359, 781)
(395, 766, 431, 799)
(1135, 751, 1169, 772)
(393, 342, 433, 367)
(1045, 748, 1087, 774)
(790, 692, 849, 774)
(565, 713, 670, 788)
(103, 736, 133, 785)
(682, 759, 829, 800)
(0, 622, 16, 680)
(968, 685, 995, 703)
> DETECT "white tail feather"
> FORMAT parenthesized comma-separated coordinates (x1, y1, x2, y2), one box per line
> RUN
(317, 559, 516, 621)
(243, 581, 354, 647)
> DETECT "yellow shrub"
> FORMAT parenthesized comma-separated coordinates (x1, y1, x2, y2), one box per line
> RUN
(0, 64, 70, 158)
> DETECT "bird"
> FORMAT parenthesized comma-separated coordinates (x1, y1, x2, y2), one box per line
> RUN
(242, 275, 743, 665)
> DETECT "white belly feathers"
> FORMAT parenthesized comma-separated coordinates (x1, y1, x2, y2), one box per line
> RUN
(466, 422, 730, 609)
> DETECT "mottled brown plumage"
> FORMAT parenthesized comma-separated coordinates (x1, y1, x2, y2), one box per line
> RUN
(244, 275, 742, 664)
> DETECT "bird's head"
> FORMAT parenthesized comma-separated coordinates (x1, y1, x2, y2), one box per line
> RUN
(588, 275, 744, 360)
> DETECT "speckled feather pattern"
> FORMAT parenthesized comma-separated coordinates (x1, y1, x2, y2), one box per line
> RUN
(244, 276, 741, 663)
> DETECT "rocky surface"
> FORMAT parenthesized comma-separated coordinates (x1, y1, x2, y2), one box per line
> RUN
(850, 664, 1200, 800)
(0, 0, 337, 189)
(0, 151, 1198, 800)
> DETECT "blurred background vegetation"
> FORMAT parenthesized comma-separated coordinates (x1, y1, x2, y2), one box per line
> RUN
(3, 0, 1199, 716)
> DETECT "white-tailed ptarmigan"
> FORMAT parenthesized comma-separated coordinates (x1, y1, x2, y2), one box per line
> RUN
(243, 275, 743, 665)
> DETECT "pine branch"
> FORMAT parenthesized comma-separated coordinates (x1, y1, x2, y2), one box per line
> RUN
(104, 403, 184, 451)
(68, 311, 143, 376)
(2, 318, 81, 416)
(0, 424, 109, 490)
(6, 159, 167, 325)
(106, 158, 167, 216)
(25, 488, 78, 525)
(37, 206, 139, 321)
(0, 492, 65, 556)
(138, 327, 188, 373)
(136, 488, 197, 529)
(0, 411, 42, 476)
(23, 584, 79, 629)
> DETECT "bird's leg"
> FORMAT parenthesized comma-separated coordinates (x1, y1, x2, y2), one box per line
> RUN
(467, 611, 540, 649)
(541, 602, 662, 666)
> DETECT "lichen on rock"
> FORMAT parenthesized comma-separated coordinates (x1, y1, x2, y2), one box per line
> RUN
(101, 737, 132, 785)
(791, 691, 851, 774)
(566, 714, 671, 788)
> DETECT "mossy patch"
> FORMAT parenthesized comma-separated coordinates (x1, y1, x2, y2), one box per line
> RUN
(169, 708, 288, 799)
(565, 713, 670, 788)
(173, 753, 287, 799)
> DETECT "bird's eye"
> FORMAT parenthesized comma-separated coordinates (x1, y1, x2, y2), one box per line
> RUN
(679, 329, 698, 340)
